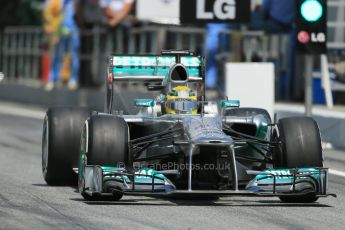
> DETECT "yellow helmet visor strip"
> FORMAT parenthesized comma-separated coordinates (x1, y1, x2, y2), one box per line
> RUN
(165, 86, 198, 114)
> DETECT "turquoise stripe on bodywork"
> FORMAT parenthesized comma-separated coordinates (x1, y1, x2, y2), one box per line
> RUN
(255, 168, 320, 183)
(112, 56, 201, 67)
(102, 166, 166, 184)
(112, 55, 202, 78)
(113, 67, 200, 77)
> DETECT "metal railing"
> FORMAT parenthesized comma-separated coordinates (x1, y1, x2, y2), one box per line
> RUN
(328, 0, 345, 49)
(0, 25, 206, 85)
(1, 27, 44, 84)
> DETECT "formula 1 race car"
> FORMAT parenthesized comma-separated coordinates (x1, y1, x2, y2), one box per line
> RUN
(42, 50, 335, 203)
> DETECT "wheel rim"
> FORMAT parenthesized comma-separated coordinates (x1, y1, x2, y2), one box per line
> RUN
(42, 116, 49, 178)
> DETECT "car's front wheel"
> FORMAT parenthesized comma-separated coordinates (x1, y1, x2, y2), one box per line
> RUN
(79, 115, 129, 200)
(273, 117, 323, 203)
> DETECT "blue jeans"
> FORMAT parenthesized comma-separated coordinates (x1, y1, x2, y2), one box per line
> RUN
(49, 32, 80, 83)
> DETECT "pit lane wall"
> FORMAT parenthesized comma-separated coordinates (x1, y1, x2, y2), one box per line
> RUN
(0, 83, 105, 111)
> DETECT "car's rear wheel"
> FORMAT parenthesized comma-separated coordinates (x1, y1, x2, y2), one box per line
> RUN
(273, 117, 323, 203)
(80, 115, 129, 200)
(42, 107, 91, 185)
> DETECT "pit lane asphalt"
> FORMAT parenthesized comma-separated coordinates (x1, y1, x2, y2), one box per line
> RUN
(0, 102, 344, 230)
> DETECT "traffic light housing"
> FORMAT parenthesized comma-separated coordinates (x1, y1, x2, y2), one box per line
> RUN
(296, 0, 327, 54)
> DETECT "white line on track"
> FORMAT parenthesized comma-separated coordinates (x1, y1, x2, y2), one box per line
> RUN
(0, 102, 45, 120)
(329, 169, 345, 178)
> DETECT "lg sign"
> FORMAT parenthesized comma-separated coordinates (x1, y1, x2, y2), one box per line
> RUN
(298, 31, 326, 44)
(311, 32, 326, 42)
(296, 0, 327, 54)
(197, 0, 236, 20)
(298, 31, 310, 44)
(180, 0, 250, 24)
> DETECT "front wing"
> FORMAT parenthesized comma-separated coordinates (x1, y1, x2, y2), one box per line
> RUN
(81, 166, 335, 199)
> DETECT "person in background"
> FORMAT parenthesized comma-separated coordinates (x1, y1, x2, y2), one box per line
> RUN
(99, 0, 135, 28)
(43, 0, 63, 90)
(75, 0, 135, 86)
(98, 0, 135, 85)
(75, 0, 108, 86)
(75, 0, 107, 30)
(249, 0, 295, 100)
(249, 0, 295, 33)
(61, 0, 80, 90)
(205, 23, 231, 89)
(44, 0, 80, 90)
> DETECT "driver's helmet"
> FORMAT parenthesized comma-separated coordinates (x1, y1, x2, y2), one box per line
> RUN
(164, 86, 198, 114)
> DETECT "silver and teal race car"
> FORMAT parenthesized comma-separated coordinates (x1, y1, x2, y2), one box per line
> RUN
(42, 50, 335, 203)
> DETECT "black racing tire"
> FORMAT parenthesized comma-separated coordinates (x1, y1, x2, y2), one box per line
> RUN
(80, 115, 129, 201)
(87, 115, 129, 166)
(81, 192, 100, 201)
(42, 107, 91, 186)
(273, 117, 323, 203)
(80, 180, 124, 201)
(103, 180, 124, 201)
(273, 117, 323, 168)
(223, 107, 271, 122)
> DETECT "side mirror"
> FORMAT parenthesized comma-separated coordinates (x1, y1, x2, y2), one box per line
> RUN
(134, 99, 155, 108)
(147, 85, 165, 91)
(220, 100, 240, 109)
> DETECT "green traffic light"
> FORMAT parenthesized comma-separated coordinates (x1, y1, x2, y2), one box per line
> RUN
(301, 0, 323, 22)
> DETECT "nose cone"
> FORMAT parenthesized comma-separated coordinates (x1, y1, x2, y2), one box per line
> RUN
(193, 135, 234, 146)
(183, 116, 234, 145)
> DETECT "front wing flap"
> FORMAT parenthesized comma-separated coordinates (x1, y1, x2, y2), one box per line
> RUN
(246, 168, 331, 197)
(81, 166, 335, 199)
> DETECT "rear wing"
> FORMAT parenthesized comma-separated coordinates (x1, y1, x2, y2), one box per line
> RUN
(109, 54, 205, 82)
(105, 51, 205, 114)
